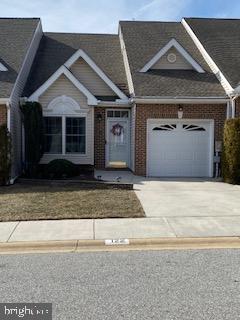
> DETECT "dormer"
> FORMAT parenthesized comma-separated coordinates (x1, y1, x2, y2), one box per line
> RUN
(140, 38, 205, 73)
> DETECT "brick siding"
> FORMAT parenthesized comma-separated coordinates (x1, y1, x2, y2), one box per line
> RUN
(0, 105, 7, 126)
(94, 108, 106, 169)
(134, 104, 227, 176)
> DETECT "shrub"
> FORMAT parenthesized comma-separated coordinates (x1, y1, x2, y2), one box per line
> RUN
(222, 118, 240, 184)
(21, 102, 44, 177)
(0, 124, 11, 185)
(44, 159, 78, 179)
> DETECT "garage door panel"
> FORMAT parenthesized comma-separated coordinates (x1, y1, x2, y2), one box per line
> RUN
(148, 120, 213, 177)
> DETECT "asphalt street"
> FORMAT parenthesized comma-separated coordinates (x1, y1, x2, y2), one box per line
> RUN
(0, 249, 240, 320)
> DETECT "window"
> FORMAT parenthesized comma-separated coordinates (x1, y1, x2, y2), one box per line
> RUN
(43, 117, 86, 154)
(66, 117, 86, 153)
(183, 124, 206, 131)
(107, 110, 129, 118)
(44, 117, 62, 154)
(153, 124, 176, 131)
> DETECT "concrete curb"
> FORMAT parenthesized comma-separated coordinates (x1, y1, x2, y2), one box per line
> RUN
(1, 237, 240, 254)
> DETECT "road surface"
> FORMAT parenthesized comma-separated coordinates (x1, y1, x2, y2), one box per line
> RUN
(0, 249, 240, 319)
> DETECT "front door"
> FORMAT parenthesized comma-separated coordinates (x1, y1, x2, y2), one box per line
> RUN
(106, 110, 130, 168)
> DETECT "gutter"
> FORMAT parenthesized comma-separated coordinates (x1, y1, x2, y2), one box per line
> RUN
(131, 97, 229, 104)
(0, 98, 10, 104)
(97, 100, 130, 107)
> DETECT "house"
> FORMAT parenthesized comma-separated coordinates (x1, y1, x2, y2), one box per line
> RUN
(0, 17, 240, 180)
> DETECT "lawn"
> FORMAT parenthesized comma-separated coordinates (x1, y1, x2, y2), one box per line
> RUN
(0, 183, 145, 221)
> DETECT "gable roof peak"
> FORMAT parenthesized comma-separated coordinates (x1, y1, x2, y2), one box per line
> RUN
(64, 49, 127, 99)
(140, 38, 205, 73)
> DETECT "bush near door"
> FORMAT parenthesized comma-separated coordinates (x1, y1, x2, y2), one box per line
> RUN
(222, 118, 240, 184)
(44, 159, 78, 179)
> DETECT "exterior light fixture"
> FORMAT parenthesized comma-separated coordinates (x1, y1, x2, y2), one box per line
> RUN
(178, 106, 183, 119)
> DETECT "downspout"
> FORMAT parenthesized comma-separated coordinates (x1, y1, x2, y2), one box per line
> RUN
(230, 95, 239, 118)
(5, 101, 16, 185)
(6, 101, 11, 132)
(230, 93, 240, 119)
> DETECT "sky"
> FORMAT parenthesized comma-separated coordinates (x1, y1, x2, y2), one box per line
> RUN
(1, 0, 240, 33)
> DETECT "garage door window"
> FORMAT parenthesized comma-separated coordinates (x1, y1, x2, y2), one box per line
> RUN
(153, 124, 176, 131)
(183, 124, 206, 131)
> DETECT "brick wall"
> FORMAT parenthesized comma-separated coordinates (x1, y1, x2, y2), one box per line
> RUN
(135, 104, 227, 176)
(94, 108, 106, 169)
(235, 97, 240, 117)
(0, 105, 7, 126)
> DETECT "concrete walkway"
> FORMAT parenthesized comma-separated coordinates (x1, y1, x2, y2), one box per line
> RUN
(2, 216, 240, 243)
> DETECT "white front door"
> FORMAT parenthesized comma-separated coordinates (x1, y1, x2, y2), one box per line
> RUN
(147, 120, 214, 177)
(106, 110, 130, 168)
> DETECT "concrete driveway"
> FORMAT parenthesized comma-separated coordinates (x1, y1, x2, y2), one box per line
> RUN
(95, 171, 240, 237)
(95, 171, 240, 218)
(134, 178, 240, 218)
(134, 178, 240, 237)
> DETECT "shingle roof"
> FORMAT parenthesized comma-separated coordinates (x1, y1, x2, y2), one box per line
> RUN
(120, 21, 226, 97)
(185, 18, 240, 89)
(0, 18, 40, 98)
(23, 32, 128, 97)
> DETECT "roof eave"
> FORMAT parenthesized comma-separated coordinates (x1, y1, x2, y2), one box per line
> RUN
(132, 96, 229, 104)
(0, 98, 10, 104)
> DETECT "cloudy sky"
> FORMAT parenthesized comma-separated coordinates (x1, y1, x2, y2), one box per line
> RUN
(1, 0, 240, 33)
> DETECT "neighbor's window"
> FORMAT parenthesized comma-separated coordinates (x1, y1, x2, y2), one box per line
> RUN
(44, 117, 62, 154)
(66, 117, 86, 153)
(43, 116, 86, 154)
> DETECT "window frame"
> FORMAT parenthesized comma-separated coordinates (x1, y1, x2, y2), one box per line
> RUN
(65, 117, 86, 154)
(43, 116, 63, 154)
(43, 115, 87, 156)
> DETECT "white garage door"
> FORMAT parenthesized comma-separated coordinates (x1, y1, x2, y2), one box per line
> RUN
(147, 120, 213, 177)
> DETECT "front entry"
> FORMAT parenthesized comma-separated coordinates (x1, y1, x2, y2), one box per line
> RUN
(106, 109, 130, 168)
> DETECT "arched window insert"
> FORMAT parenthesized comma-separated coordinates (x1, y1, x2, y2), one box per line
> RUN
(153, 124, 176, 131)
(43, 95, 88, 155)
(183, 124, 206, 131)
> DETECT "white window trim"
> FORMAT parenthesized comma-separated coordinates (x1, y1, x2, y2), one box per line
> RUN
(43, 114, 87, 156)
(0, 62, 8, 71)
(28, 65, 98, 105)
(140, 38, 205, 73)
(64, 49, 128, 100)
(43, 95, 87, 156)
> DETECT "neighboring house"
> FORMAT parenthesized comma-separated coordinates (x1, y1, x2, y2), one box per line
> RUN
(0, 18, 42, 181)
(1, 17, 240, 180)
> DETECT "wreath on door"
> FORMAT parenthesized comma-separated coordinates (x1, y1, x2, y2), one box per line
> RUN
(111, 123, 124, 136)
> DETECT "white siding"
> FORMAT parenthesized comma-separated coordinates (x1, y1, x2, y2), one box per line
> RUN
(10, 21, 43, 178)
(70, 58, 115, 96)
(39, 74, 94, 165)
(151, 47, 193, 70)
